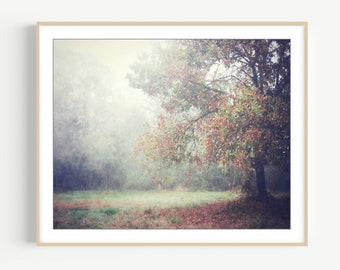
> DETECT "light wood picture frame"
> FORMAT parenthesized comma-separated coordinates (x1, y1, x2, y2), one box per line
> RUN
(36, 22, 308, 246)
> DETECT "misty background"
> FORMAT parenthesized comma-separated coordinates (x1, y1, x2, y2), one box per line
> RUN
(53, 40, 163, 191)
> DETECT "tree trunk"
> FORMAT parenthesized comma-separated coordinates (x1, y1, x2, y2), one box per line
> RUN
(253, 159, 268, 200)
(158, 182, 162, 191)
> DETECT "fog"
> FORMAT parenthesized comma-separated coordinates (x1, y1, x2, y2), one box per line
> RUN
(53, 40, 290, 194)
(53, 40, 163, 191)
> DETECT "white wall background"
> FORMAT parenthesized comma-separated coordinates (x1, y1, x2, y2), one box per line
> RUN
(0, 0, 337, 269)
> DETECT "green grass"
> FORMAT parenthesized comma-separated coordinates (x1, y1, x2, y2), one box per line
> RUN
(101, 207, 120, 216)
(53, 190, 290, 229)
(54, 190, 238, 212)
(53, 190, 240, 229)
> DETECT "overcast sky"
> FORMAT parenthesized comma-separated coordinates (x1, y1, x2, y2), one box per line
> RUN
(53, 40, 168, 163)
(57, 39, 164, 112)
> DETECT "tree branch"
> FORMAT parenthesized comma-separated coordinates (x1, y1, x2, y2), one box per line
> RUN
(188, 80, 228, 96)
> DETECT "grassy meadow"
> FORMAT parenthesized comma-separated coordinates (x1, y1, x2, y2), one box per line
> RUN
(54, 190, 290, 229)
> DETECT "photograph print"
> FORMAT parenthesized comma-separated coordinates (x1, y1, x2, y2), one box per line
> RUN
(36, 22, 308, 246)
(52, 38, 292, 230)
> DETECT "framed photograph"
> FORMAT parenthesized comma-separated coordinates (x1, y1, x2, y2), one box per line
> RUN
(36, 22, 308, 245)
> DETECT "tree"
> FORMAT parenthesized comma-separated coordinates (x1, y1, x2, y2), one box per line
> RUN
(128, 40, 290, 200)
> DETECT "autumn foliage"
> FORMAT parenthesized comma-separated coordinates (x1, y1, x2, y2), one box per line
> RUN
(129, 40, 290, 198)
